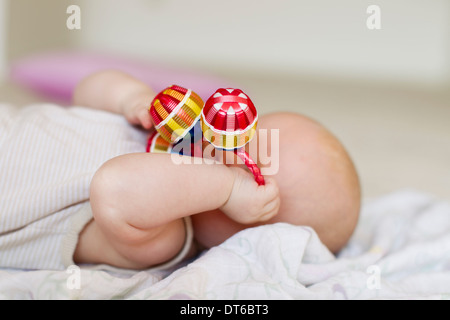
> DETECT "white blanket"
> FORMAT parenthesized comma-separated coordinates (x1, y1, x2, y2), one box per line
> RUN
(1, 190, 449, 300)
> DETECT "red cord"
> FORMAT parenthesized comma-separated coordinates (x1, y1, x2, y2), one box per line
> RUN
(234, 148, 265, 186)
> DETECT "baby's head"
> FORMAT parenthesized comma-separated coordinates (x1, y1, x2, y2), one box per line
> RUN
(252, 112, 361, 253)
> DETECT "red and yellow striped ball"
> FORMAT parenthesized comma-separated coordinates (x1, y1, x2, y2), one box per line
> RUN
(146, 130, 172, 153)
(149, 85, 204, 143)
(201, 88, 258, 150)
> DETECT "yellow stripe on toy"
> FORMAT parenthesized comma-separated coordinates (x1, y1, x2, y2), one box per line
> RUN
(146, 130, 172, 153)
(149, 85, 204, 143)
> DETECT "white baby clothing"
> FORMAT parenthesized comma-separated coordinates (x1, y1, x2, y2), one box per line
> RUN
(0, 103, 192, 271)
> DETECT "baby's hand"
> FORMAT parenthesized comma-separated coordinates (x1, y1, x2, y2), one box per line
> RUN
(121, 90, 154, 130)
(220, 167, 280, 225)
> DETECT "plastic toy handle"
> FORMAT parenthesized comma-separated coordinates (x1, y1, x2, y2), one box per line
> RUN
(234, 148, 265, 186)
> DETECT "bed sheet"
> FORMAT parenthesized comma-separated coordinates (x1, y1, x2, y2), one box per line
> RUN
(0, 189, 449, 300)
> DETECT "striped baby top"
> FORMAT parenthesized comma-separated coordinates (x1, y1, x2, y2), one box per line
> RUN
(0, 103, 147, 270)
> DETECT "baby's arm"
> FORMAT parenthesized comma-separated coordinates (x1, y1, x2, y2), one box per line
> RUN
(72, 70, 155, 129)
(75, 153, 279, 269)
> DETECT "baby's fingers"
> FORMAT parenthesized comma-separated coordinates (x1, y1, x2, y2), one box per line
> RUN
(259, 177, 279, 200)
(259, 197, 280, 222)
(256, 177, 280, 221)
(137, 107, 153, 130)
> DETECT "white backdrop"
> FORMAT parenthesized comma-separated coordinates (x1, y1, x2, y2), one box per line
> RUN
(78, 0, 450, 86)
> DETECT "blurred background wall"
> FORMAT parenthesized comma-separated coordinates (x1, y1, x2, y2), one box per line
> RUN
(6, 0, 77, 61)
(0, 0, 8, 81)
(78, 0, 450, 86)
(5, 0, 450, 86)
(1, 0, 450, 200)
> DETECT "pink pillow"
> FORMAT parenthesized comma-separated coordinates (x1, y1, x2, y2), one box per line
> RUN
(10, 51, 232, 104)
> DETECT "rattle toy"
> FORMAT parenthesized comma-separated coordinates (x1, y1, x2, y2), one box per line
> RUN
(146, 123, 203, 157)
(149, 85, 204, 143)
(201, 88, 265, 186)
(146, 130, 172, 153)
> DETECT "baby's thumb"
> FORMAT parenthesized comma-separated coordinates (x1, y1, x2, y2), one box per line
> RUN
(138, 108, 153, 130)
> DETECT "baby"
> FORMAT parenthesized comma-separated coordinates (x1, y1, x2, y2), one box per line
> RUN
(0, 70, 360, 271)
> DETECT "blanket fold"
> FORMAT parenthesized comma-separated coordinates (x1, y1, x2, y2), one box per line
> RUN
(1, 190, 449, 300)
